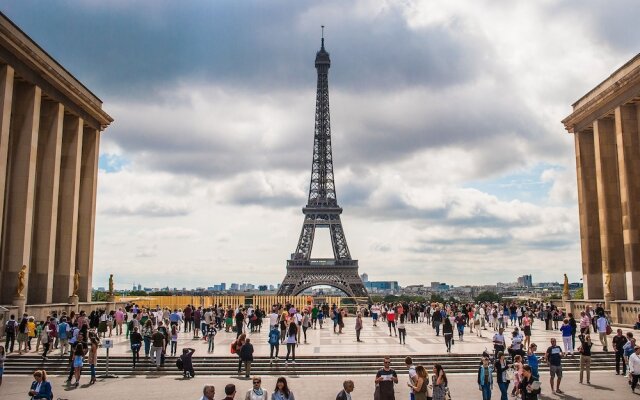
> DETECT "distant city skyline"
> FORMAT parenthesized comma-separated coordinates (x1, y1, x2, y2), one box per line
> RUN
(4, 2, 639, 289)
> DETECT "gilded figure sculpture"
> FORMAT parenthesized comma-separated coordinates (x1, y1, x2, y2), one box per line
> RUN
(16, 264, 27, 297)
(563, 273, 569, 296)
(73, 270, 80, 296)
(108, 274, 114, 295)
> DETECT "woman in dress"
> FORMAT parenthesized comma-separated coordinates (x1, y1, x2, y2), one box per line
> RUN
(431, 364, 447, 400)
(271, 376, 295, 400)
(72, 342, 85, 387)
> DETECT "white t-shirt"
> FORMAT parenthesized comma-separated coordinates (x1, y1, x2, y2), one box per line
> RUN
(493, 333, 505, 346)
(408, 365, 417, 393)
(269, 313, 279, 326)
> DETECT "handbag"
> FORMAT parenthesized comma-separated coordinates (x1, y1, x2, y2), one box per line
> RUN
(506, 368, 516, 381)
(606, 324, 612, 335)
(444, 386, 452, 400)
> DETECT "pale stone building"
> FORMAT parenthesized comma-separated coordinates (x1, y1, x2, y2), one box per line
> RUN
(0, 12, 112, 306)
(563, 53, 640, 322)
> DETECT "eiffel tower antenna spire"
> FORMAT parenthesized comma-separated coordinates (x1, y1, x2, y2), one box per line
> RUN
(277, 36, 368, 299)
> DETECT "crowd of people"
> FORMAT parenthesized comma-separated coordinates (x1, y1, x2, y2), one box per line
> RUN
(2, 299, 640, 399)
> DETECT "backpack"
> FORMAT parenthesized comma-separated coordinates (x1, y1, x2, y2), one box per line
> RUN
(5, 321, 15, 335)
(176, 358, 184, 370)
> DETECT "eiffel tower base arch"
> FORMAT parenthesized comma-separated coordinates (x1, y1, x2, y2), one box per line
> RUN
(277, 264, 368, 298)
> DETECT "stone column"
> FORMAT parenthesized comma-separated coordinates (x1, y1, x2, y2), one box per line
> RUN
(0, 65, 14, 254)
(0, 82, 41, 305)
(77, 127, 100, 302)
(29, 101, 64, 304)
(53, 115, 83, 303)
(615, 104, 640, 300)
(575, 129, 603, 300)
(593, 117, 626, 305)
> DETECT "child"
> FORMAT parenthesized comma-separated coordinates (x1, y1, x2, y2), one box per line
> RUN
(206, 322, 217, 353)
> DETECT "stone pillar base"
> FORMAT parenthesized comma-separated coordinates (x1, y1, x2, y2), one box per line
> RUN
(68, 295, 79, 312)
(12, 296, 26, 316)
(604, 292, 615, 310)
(106, 295, 115, 311)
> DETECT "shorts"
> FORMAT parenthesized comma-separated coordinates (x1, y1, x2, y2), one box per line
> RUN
(388, 321, 396, 328)
(549, 364, 562, 378)
(73, 356, 84, 368)
(372, 313, 378, 321)
(523, 326, 531, 336)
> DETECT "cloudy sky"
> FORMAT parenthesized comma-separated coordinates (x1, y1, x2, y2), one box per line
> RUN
(4, 1, 640, 290)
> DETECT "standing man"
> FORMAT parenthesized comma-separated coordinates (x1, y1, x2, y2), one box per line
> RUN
(183, 304, 193, 333)
(375, 357, 398, 400)
(613, 329, 628, 375)
(223, 384, 237, 400)
(235, 308, 245, 338)
(336, 380, 355, 400)
(493, 327, 506, 360)
(596, 314, 609, 352)
(239, 338, 254, 378)
(4, 315, 17, 353)
(151, 328, 166, 369)
(387, 308, 397, 337)
(544, 338, 564, 394)
(405, 356, 417, 400)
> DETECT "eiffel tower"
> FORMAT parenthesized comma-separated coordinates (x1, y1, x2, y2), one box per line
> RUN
(277, 31, 368, 298)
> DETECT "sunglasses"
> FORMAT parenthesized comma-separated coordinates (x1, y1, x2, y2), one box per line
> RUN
(253, 381, 261, 384)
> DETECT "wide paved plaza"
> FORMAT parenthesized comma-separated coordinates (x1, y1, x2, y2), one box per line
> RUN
(1, 371, 637, 400)
(82, 316, 628, 357)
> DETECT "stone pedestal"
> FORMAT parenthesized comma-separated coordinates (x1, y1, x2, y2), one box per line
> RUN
(68, 294, 79, 312)
(562, 295, 572, 315)
(12, 296, 26, 316)
(107, 294, 115, 311)
(604, 292, 615, 310)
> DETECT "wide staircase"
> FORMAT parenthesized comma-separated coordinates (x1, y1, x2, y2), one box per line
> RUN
(3, 352, 617, 376)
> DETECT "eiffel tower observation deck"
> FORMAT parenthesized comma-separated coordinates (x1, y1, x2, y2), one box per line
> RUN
(278, 30, 368, 299)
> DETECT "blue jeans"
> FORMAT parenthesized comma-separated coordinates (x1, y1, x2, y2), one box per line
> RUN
(143, 336, 151, 356)
(480, 383, 492, 400)
(434, 322, 440, 335)
(498, 381, 509, 400)
(90, 363, 96, 378)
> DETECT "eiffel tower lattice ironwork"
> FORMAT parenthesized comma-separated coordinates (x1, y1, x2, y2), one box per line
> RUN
(277, 33, 368, 298)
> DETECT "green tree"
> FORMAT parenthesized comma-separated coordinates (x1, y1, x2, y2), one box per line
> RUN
(430, 293, 445, 303)
(573, 287, 584, 300)
(474, 291, 501, 303)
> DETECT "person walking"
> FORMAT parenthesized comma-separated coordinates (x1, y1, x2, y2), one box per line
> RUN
(71, 342, 84, 387)
(285, 322, 297, 365)
(494, 351, 511, 400)
(493, 327, 506, 360)
(151, 328, 166, 369)
(130, 326, 142, 368)
(246, 376, 269, 400)
(560, 318, 573, 356)
(206, 322, 217, 353)
(443, 318, 454, 353)
(477, 356, 494, 400)
(577, 333, 592, 384)
(335, 380, 355, 400)
(141, 319, 153, 358)
(629, 345, 640, 394)
(398, 315, 407, 345)
(596, 314, 609, 352)
(613, 328, 628, 375)
(240, 338, 254, 378)
(355, 312, 363, 342)
(272, 377, 295, 400)
(268, 325, 280, 364)
(375, 357, 398, 400)
(544, 337, 564, 394)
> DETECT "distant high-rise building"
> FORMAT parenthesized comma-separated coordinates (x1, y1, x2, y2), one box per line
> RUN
(230, 283, 239, 291)
(137, 284, 142, 291)
(220, 283, 226, 291)
(361, 273, 369, 283)
(517, 274, 533, 287)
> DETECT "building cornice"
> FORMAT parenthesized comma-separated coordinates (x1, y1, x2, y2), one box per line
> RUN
(562, 53, 640, 134)
(0, 12, 112, 130)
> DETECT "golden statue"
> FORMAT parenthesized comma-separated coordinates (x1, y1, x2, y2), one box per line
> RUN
(16, 264, 27, 297)
(108, 274, 114, 295)
(72, 270, 80, 296)
(563, 273, 569, 297)
(604, 272, 612, 295)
